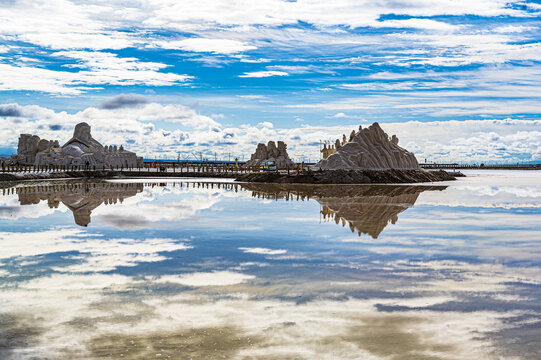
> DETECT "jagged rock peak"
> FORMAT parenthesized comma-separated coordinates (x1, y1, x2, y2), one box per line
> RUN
(316, 122, 419, 170)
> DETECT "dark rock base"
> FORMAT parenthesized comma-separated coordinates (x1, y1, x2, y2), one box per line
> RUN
(235, 169, 456, 184)
(1, 169, 458, 184)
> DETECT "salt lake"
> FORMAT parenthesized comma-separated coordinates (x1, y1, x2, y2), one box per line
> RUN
(0, 170, 540, 359)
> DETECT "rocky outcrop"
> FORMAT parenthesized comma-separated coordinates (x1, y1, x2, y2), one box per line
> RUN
(15, 122, 143, 168)
(316, 122, 419, 170)
(246, 141, 293, 169)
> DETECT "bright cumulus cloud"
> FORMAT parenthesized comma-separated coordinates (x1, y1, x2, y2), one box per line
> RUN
(0, 0, 539, 163)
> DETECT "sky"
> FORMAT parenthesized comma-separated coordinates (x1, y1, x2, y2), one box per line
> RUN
(0, 0, 540, 163)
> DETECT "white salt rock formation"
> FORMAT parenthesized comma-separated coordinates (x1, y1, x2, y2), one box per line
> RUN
(15, 134, 58, 165)
(246, 141, 294, 169)
(16, 122, 143, 168)
(316, 122, 419, 170)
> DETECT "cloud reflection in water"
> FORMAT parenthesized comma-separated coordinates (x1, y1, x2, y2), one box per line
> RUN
(0, 173, 539, 359)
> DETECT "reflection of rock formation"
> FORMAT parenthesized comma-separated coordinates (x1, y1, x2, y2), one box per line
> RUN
(317, 123, 419, 170)
(15, 181, 143, 227)
(246, 141, 294, 169)
(15, 122, 143, 168)
(241, 183, 446, 238)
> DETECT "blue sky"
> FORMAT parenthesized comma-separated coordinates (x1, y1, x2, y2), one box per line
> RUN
(0, 0, 540, 163)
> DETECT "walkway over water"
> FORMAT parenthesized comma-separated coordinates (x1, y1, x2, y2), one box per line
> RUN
(420, 163, 541, 170)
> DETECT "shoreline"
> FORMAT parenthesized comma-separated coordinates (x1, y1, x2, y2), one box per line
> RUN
(0, 168, 458, 184)
(236, 169, 456, 184)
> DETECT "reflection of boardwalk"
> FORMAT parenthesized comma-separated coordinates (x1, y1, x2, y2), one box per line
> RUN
(11, 181, 143, 227)
(241, 184, 447, 238)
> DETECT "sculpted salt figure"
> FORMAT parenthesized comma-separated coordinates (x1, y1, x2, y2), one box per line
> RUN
(15, 122, 143, 168)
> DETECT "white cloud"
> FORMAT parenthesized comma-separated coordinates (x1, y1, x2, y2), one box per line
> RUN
(156, 38, 256, 54)
(0, 100, 222, 159)
(92, 188, 223, 228)
(0, 191, 60, 220)
(0, 51, 191, 94)
(0, 227, 191, 273)
(266, 65, 324, 74)
(81, 102, 219, 128)
(157, 271, 255, 287)
(0, 0, 539, 100)
(493, 25, 537, 33)
(237, 95, 267, 100)
(134, 0, 525, 29)
(0, 101, 540, 163)
(377, 18, 459, 31)
(239, 70, 288, 78)
(386, 33, 541, 66)
(20, 31, 136, 51)
(238, 247, 287, 255)
(258, 121, 274, 129)
(338, 82, 420, 91)
(22, 273, 134, 290)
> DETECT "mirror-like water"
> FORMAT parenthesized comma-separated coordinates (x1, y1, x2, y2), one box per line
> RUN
(0, 170, 540, 359)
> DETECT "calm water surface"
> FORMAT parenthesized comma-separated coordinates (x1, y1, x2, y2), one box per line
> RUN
(0, 170, 540, 359)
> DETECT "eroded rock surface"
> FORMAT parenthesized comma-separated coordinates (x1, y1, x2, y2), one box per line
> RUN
(15, 134, 60, 165)
(246, 140, 293, 169)
(15, 122, 143, 168)
(317, 123, 419, 170)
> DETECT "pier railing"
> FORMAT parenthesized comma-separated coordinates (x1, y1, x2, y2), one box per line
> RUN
(2, 162, 539, 176)
(0, 162, 309, 176)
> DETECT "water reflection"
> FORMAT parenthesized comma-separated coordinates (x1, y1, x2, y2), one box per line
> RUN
(3, 181, 445, 237)
(6, 181, 143, 226)
(241, 183, 446, 238)
(0, 173, 540, 359)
